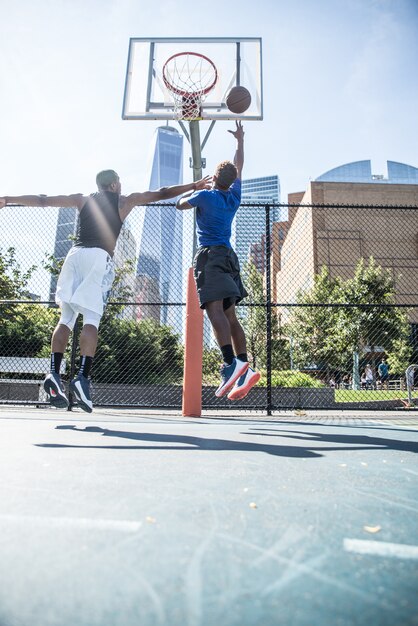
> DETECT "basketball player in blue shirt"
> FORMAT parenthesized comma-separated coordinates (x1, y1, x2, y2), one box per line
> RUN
(1, 173, 210, 412)
(176, 121, 260, 400)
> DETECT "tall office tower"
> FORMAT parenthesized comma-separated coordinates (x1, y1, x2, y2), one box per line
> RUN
(232, 175, 281, 269)
(49, 207, 78, 301)
(136, 126, 184, 333)
(113, 222, 137, 320)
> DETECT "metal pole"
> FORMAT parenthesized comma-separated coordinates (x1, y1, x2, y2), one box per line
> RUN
(189, 120, 203, 258)
(265, 203, 272, 416)
(68, 317, 79, 411)
(406, 364, 417, 406)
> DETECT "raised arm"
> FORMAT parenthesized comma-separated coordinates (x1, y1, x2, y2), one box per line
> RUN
(119, 175, 211, 221)
(0, 194, 85, 210)
(227, 120, 244, 179)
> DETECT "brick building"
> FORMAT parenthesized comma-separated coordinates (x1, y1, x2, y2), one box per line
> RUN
(272, 161, 418, 325)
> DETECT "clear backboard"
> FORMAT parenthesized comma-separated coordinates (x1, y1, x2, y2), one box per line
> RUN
(122, 37, 263, 121)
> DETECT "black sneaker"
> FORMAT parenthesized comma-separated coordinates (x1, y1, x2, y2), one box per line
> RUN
(215, 358, 249, 398)
(43, 372, 69, 409)
(70, 374, 93, 413)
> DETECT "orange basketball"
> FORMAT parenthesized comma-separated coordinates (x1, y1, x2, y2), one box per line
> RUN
(226, 86, 252, 114)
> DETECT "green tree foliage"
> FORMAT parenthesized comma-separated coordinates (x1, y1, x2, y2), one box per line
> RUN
(0, 304, 58, 357)
(386, 336, 412, 376)
(93, 316, 183, 384)
(240, 259, 289, 370)
(0, 248, 56, 361)
(264, 369, 325, 388)
(287, 258, 412, 373)
(0, 247, 37, 318)
(202, 347, 221, 385)
(338, 257, 411, 374)
(285, 266, 344, 370)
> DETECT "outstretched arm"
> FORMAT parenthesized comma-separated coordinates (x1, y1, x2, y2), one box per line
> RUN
(0, 194, 85, 209)
(120, 175, 211, 220)
(227, 120, 244, 179)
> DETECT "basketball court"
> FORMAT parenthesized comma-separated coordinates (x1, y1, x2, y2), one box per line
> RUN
(0, 404, 417, 626)
(2, 35, 418, 626)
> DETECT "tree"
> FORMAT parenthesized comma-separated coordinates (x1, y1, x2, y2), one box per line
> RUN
(202, 347, 221, 385)
(0, 248, 56, 363)
(93, 317, 183, 384)
(0, 247, 37, 318)
(286, 266, 345, 371)
(0, 304, 58, 358)
(287, 258, 412, 378)
(338, 258, 411, 377)
(240, 259, 288, 369)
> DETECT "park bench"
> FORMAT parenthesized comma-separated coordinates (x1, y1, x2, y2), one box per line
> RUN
(0, 357, 66, 402)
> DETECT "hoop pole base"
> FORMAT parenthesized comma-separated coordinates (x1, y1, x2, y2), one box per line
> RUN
(182, 267, 203, 417)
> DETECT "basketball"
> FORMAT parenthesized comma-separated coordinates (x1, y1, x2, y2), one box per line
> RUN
(226, 86, 252, 114)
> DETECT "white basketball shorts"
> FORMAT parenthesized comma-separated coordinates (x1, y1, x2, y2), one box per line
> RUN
(55, 247, 115, 318)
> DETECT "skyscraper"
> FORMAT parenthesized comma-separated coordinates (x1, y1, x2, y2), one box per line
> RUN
(113, 222, 137, 320)
(232, 175, 281, 269)
(49, 207, 78, 301)
(136, 126, 184, 332)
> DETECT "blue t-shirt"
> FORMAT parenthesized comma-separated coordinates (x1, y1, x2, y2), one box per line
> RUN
(378, 362, 389, 377)
(187, 178, 241, 247)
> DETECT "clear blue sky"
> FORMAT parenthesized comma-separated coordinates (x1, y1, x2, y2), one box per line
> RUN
(1, 0, 417, 201)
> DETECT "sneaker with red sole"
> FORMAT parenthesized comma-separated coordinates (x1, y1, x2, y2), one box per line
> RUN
(227, 367, 261, 401)
(215, 358, 249, 398)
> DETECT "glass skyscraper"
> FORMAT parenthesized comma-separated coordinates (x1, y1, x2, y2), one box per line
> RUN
(232, 174, 281, 268)
(49, 207, 78, 302)
(136, 126, 184, 332)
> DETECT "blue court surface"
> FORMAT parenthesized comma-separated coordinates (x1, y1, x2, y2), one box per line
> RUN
(0, 406, 417, 626)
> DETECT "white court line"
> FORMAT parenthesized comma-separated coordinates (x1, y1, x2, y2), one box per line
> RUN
(344, 538, 418, 559)
(0, 514, 141, 532)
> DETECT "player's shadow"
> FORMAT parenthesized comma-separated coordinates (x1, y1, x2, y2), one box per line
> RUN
(36, 425, 323, 458)
(247, 428, 418, 454)
(36, 424, 418, 457)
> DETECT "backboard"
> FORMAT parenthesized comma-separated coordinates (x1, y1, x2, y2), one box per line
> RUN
(122, 37, 263, 121)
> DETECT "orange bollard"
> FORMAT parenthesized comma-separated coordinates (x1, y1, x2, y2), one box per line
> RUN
(182, 267, 203, 417)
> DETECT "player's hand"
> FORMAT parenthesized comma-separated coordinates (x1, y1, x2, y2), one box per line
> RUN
(0, 197, 6, 209)
(194, 175, 212, 190)
(227, 120, 244, 141)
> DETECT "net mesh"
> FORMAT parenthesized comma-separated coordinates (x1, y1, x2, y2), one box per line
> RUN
(163, 53, 217, 121)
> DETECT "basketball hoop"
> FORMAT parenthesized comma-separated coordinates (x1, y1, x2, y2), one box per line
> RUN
(162, 52, 218, 121)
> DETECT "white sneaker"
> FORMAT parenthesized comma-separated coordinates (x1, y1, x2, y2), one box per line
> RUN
(227, 367, 261, 401)
(215, 358, 249, 398)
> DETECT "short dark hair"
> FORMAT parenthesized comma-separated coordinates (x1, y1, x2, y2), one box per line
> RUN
(214, 161, 237, 190)
(96, 170, 119, 190)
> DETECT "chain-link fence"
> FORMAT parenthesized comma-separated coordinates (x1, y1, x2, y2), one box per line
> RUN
(1, 200, 418, 412)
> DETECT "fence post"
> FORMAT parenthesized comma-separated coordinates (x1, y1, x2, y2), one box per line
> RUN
(265, 204, 272, 416)
(182, 267, 204, 417)
(68, 317, 80, 411)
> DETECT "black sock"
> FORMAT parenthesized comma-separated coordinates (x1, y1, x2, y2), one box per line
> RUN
(221, 344, 234, 365)
(50, 352, 63, 374)
(79, 355, 93, 379)
(237, 353, 248, 363)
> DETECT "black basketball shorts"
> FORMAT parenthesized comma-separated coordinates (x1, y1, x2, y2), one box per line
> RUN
(193, 245, 248, 310)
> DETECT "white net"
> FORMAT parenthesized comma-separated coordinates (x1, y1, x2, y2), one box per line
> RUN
(162, 52, 218, 120)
